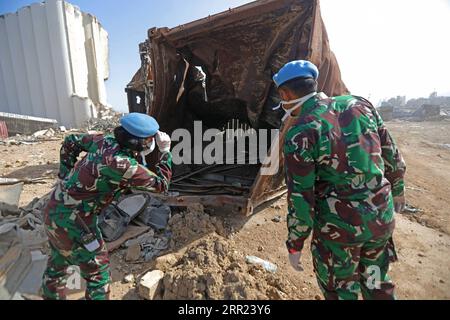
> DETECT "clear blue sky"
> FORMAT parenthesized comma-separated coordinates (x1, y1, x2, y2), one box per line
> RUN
(2, 0, 449, 111)
(0, 0, 253, 112)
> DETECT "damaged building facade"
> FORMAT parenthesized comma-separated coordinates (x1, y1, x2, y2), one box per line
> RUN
(126, 0, 348, 215)
(0, 0, 110, 128)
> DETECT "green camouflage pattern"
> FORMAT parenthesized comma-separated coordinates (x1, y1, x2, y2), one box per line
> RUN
(283, 94, 405, 299)
(42, 133, 172, 300)
(311, 233, 397, 300)
(42, 239, 111, 300)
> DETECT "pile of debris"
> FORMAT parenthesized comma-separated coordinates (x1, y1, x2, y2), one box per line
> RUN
(0, 184, 50, 300)
(0, 105, 123, 143)
(0, 180, 50, 228)
(0, 128, 64, 146)
(167, 204, 226, 250)
(101, 195, 229, 264)
(83, 106, 123, 134)
(0, 223, 48, 300)
(411, 104, 446, 121)
(156, 234, 297, 300)
(132, 205, 301, 300)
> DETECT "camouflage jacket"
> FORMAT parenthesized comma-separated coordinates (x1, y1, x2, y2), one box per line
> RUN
(55, 133, 172, 217)
(283, 94, 406, 252)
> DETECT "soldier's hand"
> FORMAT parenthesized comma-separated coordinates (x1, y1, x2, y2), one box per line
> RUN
(156, 131, 171, 153)
(394, 194, 406, 213)
(288, 252, 304, 272)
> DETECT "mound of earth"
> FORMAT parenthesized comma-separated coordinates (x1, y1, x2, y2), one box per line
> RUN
(167, 205, 226, 250)
(161, 234, 300, 300)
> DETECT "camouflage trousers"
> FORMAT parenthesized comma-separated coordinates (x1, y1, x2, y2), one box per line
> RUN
(41, 200, 111, 300)
(311, 233, 398, 300)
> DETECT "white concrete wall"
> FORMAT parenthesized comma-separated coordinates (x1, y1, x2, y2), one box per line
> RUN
(0, 0, 110, 128)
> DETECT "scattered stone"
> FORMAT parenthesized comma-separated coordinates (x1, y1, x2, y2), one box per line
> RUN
(32, 128, 55, 139)
(246, 255, 277, 273)
(418, 253, 426, 258)
(272, 216, 282, 223)
(314, 295, 322, 300)
(138, 270, 164, 300)
(258, 246, 264, 252)
(403, 204, 423, 214)
(126, 243, 141, 262)
(123, 274, 135, 284)
(439, 279, 445, 284)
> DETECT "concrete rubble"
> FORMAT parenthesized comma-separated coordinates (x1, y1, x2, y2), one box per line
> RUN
(32, 128, 56, 139)
(271, 215, 282, 223)
(82, 107, 122, 134)
(123, 274, 135, 284)
(0, 181, 23, 216)
(379, 94, 450, 122)
(0, 127, 63, 146)
(138, 270, 164, 300)
(0, 176, 50, 299)
(0, 222, 48, 300)
(0, 106, 121, 145)
(403, 204, 423, 215)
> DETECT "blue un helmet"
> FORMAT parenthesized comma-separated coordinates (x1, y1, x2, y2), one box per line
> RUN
(273, 60, 319, 88)
(120, 113, 159, 138)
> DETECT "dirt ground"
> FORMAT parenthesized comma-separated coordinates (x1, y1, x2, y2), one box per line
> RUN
(1, 120, 449, 300)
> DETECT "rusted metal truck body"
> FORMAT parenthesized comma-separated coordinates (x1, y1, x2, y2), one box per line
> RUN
(126, 0, 348, 215)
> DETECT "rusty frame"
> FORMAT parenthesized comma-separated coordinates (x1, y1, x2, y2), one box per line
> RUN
(128, 0, 348, 215)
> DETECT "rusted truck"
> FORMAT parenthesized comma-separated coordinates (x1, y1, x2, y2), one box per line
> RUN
(126, 0, 348, 215)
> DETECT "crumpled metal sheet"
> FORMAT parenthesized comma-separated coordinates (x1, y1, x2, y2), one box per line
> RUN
(145, 0, 348, 131)
(128, 0, 349, 213)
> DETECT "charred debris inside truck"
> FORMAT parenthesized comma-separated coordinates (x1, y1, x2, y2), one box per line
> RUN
(125, 0, 348, 215)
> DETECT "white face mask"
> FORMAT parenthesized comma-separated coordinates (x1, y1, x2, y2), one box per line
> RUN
(273, 92, 317, 122)
(140, 139, 155, 166)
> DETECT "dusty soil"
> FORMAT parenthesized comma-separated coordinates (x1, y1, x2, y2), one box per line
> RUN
(385, 120, 450, 234)
(1, 120, 449, 300)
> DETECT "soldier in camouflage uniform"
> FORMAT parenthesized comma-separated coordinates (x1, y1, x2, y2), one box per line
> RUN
(273, 61, 406, 300)
(41, 113, 172, 300)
